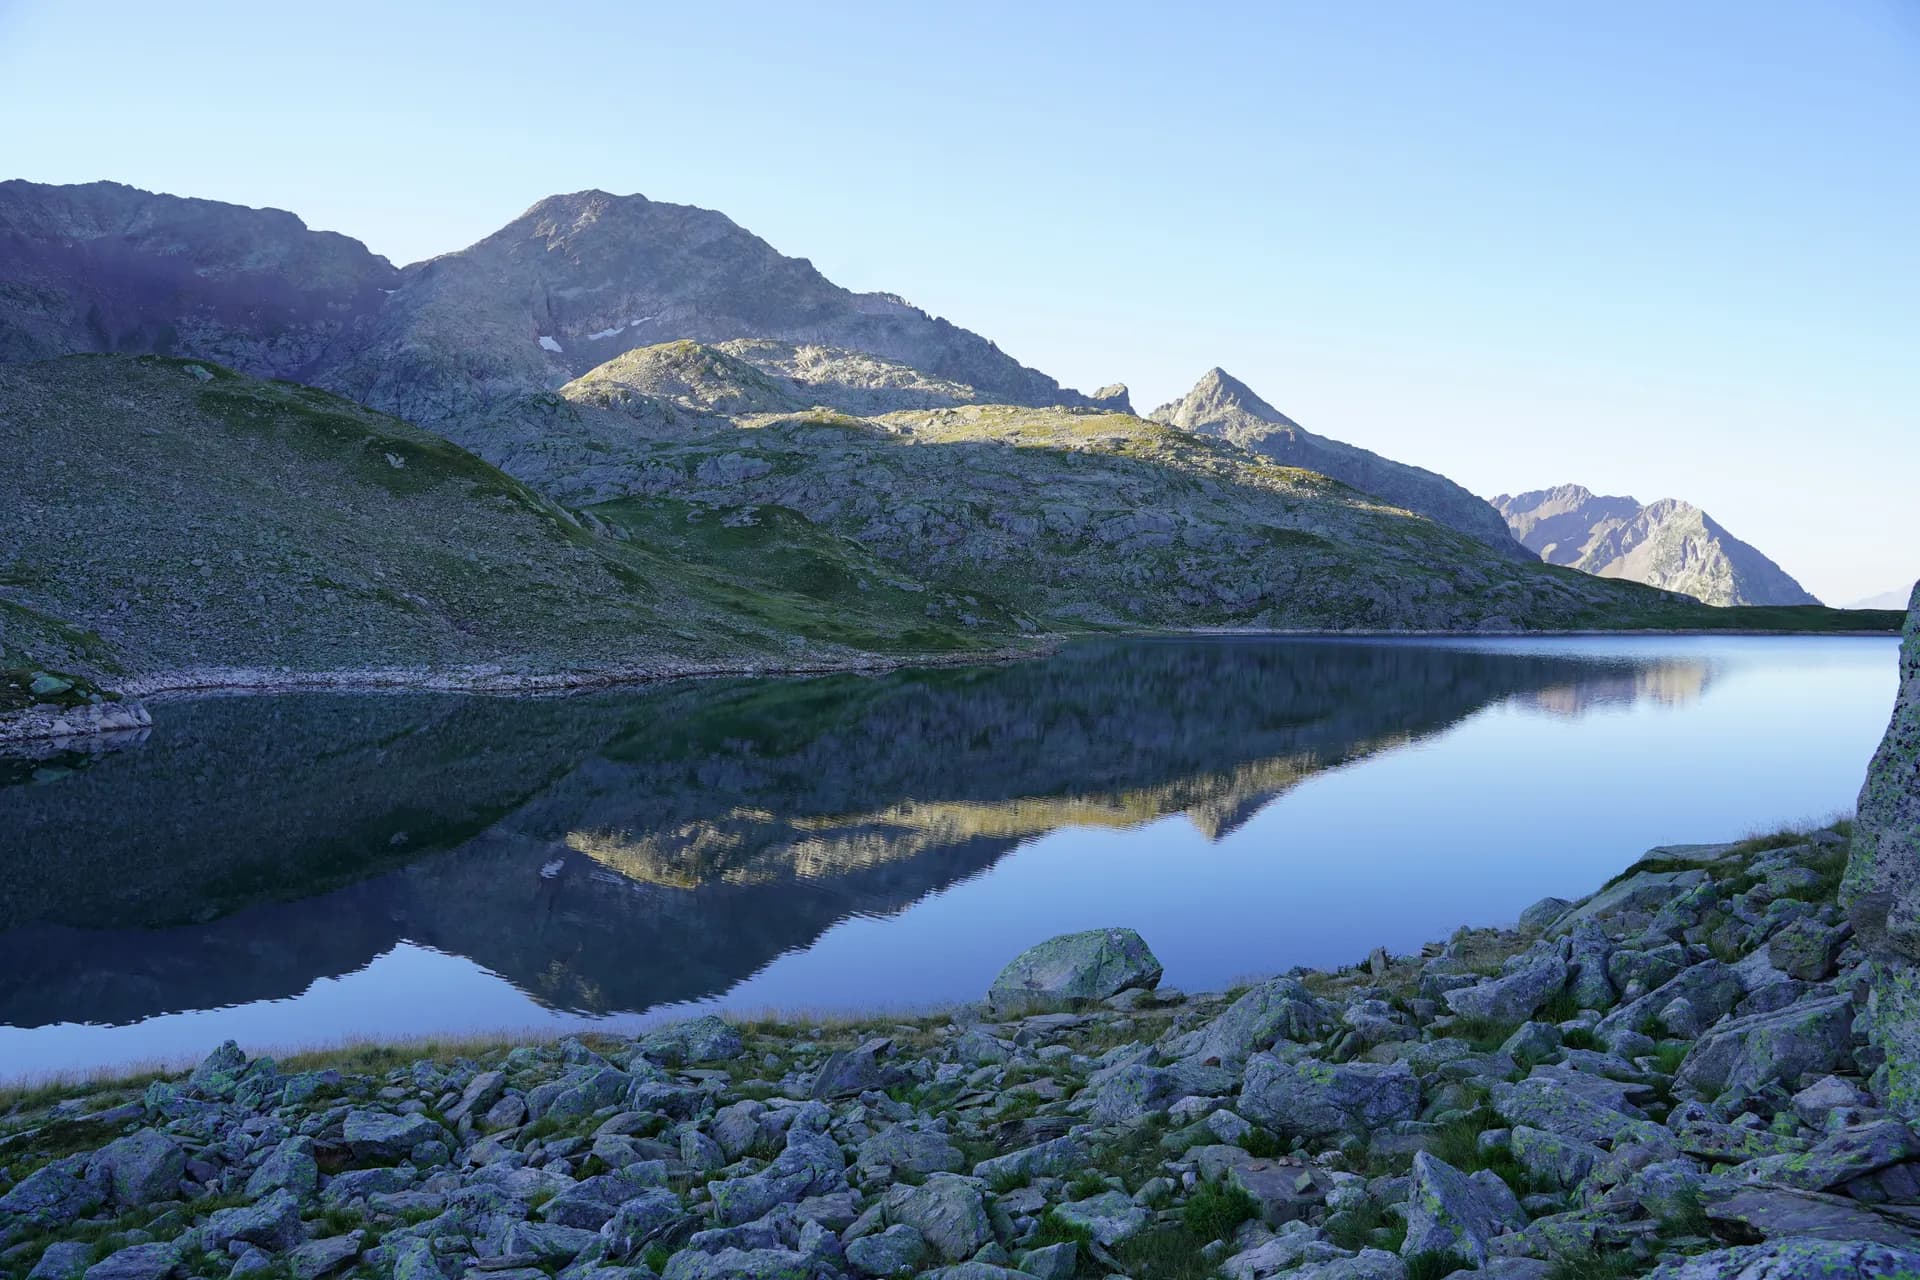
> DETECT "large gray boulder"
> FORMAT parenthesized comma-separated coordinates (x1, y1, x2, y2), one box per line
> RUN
(986, 928, 1162, 1014)
(1673, 991, 1855, 1099)
(1170, 977, 1330, 1067)
(1400, 1151, 1520, 1265)
(88, 1129, 185, 1209)
(1646, 1239, 1920, 1280)
(1238, 1056, 1420, 1140)
(1845, 581, 1920, 1123)
(882, 1174, 994, 1262)
(1443, 954, 1568, 1023)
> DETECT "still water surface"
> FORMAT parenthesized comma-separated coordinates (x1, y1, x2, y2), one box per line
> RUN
(0, 634, 1897, 1077)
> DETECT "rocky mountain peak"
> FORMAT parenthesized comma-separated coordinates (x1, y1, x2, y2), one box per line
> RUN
(1152, 367, 1299, 431)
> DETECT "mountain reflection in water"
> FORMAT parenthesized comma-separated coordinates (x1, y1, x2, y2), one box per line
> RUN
(0, 637, 1727, 1030)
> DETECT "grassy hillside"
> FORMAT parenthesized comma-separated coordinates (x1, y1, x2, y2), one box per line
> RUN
(0, 356, 1016, 692)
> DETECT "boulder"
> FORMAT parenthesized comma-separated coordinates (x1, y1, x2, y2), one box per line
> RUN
(812, 1036, 904, 1099)
(846, 1224, 928, 1276)
(1052, 1190, 1148, 1245)
(1239, 1056, 1419, 1141)
(1444, 954, 1568, 1023)
(599, 1188, 686, 1258)
(858, 1122, 962, 1175)
(1646, 1239, 1920, 1280)
(28, 1241, 94, 1280)
(707, 1126, 846, 1226)
(246, 1135, 319, 1200)
(1705, 1186, 1920, 1248)
(986, 928, 1162, 1014)
(882, 1173, 994, 1261)
(1171, 976, 1329, 1067)
(971, 1131, 1085, 1184)
(1846, 582, 1920, 1122)
(637, 1014, 744, 1065)
(79, 1244, 179, 1280)
(1674, 991, 1855, 1099)
(343, 1109, 442, 1161)
(89, 1129, 185, 1208)
(0, 1156, 105, 1235)
(206, 1187, 306, 1252)
(1509, 1126, 1604, 1189)
(1401, 1151, 1520, 1265)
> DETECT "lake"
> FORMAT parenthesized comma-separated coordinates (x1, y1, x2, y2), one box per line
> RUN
(0, 633, 1897, 1079)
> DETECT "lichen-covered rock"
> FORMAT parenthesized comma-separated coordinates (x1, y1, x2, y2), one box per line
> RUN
(87, 1129, 184, 1209)
(1509, 1126, 1603, 1189)
(1490, 1076, 1660, 1146)
(1846, 582, 1920, 1123)
(1170, 976, 1329, 1067)
(79, 1242, 180, 1280)
(986, 927, 1162, 1014)
(343, 1108, 443, 1160)
(246, 1135, 319, 1200)
(1444, 954, 1568, 1023)
(1647, 1237, 1920, 1278)
(1401, 1151, 1520, 1265)
(1674, 991, 1855, 1099)
(638, 1014, 745, 1065)
(1239, 1056, 1420, 1140)
(882, 1174, 995, 1262)
(1052, 1189, 1148, 1245)
(811, 1035, 903, 1100)
(708, 1126, 847, 1226)
(857, 1121, 962, 1175)
(971, 1132, 1085, 1184)
(846, 1224, 928, 1276)
(0, 1156, 106, 1238)
(206, 1187, 306, 1252)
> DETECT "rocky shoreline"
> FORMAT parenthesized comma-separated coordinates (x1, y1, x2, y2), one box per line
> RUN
(0, 643, 1054, 749)
(1, 821, 1913, 1280)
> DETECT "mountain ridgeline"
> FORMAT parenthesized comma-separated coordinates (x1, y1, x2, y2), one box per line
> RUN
(0, 180, 1893, 717)
(1494, 484, 1821, 607)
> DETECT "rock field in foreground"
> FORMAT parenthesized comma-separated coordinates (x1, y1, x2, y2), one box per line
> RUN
(3, 822, 1914, 1280)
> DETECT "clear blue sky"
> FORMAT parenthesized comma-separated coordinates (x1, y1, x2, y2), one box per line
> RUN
(2, 1, 1914, 604)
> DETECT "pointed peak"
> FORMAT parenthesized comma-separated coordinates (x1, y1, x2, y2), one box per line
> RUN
(1151, 366, 1296, 429)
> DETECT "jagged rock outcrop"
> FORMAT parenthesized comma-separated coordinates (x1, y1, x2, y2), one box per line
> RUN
(1493, 484, 1819, 606)
(0, 179, 398, 377)
(1151, 368, 1527, 557)
(1846, 582, 1920, 1120)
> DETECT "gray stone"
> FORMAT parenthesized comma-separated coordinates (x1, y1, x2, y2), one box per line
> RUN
(971, 1132, 1084, 1184)
(285, 1235, 362, 1280)
(1444, 955, 1568, 1023)
(1675, 991, 1855, 1098)
(1081, 1063, 1182, 1125)
(1647, 1238, 1920, 1278)
(1846, 584, 1920, 1124)
(246, 1135, 319, 1200)
(599, 1187, 685, 1258)
(1221, 1233, 1348, 1280)
(1737, 1118, 1918, 1191)
(1490, 1076, 1661, 1146)
(0, 1155, 105, 1233)
(986, 928, 1162, 1014)
(846, 1224, 927, 1276)
(89, 1129, 185, 1208)
(707, 1126, 846, 1226)
(1519, 897, 1572, 931)
(1705, 1185, 1920, 1248)
(1283, 1250, 1408, 1280)
(637, 1015, 744, 1065)
(206, 1188, 306, 1252)
(80, 1243, 179, 1280)
(882, 1173, 994, 1261)
(1401, 1151, 1515, 1265)
(186, 1040, 248, 1099)
(1794, 1074, 1871, 1127)
(29, 1241, 95, 1280)
(343, 1109, 441, 1160)
(858, 1122, 962, 1174)
(445, 1069, 506, 1123)
(1508, 1126, 1603, 1189)
(526, 1065, 630, 1120)
(1173, 977, 1328, 1068)
(1238, 1055, 1420, 1140)
(1016, 1242, 1076, 1280)
(811, 1036, 902, 1100)
(712, 1100, 768, 1162)
(1768, 917, 1845, 981)
(1052, 1190, 1148, 1245)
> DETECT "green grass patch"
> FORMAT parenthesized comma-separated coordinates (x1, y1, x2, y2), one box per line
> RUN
(1405, 1251, 1473, 1280)
(1182, 1176, 1259, 1241)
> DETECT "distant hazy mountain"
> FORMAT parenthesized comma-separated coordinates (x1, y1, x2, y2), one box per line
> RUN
(0, 181, 1112, 422)
(1493, 484, 1819, 607)
(1150, 368, 1528, 558)
(1848, 587, 1916, 611)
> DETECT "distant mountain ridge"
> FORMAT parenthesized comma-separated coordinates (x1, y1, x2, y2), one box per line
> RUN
(1150, 368, 1528, 558)
(0, 181, 1111, 421)
(1492, 483, 1819, 607)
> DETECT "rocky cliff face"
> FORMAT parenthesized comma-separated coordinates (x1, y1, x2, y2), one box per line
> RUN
(1151, 368, 1528, 558)
(1847, 582, 1920, 1120)
(0, 180, 399, 378)
(1494, 484, 1820, 607)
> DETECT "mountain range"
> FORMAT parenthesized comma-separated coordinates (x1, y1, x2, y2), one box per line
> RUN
(1492, 484, 1820, 607)
(0, 179, 1890, 715)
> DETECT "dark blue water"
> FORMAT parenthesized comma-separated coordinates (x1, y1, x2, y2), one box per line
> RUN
(0, 634, 1896, 1078)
